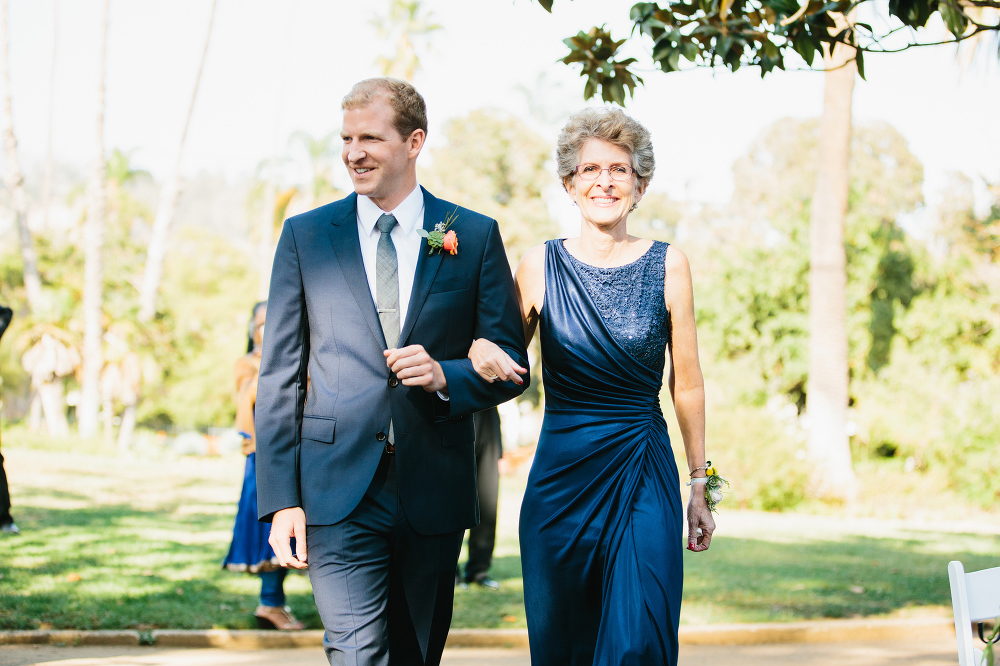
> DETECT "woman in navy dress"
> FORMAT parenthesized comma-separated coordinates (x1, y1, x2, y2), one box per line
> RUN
(223, 301, 304, 631)
(470, 107, 716, 664)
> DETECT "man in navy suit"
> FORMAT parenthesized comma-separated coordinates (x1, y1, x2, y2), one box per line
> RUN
(255, 78, 528, 665)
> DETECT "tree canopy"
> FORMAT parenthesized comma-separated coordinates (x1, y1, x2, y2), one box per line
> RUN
(420, 109, 559, 268)
(697, 118, 924, 408)
(532, 0, 1000, 103)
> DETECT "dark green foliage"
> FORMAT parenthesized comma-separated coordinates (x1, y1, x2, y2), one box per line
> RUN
(141, 228, 256, 429)
(531, 0, 998, 102)
(693, 121, 1000, 509)
(559, 26, 643, 105)
(865, 223, 915, 373)
(698, 118, 924, 407)
(0, 152, 257, 430)
(697, 401, 810, 510)
(938, 398, 1000, 509)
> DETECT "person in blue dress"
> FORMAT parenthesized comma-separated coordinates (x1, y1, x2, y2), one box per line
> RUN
(469, 107, 716, 664)
(223, 301, 305, 631)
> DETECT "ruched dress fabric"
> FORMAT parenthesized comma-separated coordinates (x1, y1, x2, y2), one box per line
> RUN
(520, 239, 683, 665)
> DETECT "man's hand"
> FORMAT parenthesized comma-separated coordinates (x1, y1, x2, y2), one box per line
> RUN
(269, 507, 308, 569)
(385, 345, 446, 393)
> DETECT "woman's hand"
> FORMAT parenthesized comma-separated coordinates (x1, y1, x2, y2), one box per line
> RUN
(686, 486, 716, 552)
(468, 338, 526, 385)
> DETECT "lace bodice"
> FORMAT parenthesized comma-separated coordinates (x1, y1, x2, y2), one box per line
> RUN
(560, 240, 671, 371)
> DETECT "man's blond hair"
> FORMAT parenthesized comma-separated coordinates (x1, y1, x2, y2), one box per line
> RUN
(342, 78, 428, 139)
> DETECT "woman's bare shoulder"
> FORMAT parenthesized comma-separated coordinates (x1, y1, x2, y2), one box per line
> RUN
(517, 243, 547, 278)
(664, 243, 692, 278)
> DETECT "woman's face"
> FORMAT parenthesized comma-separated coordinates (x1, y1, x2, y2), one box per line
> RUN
(566, 138, 645, 230)
(253, 306, 267, 349)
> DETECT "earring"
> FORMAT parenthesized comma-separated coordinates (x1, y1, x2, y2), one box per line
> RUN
(629, 202, 638, 213)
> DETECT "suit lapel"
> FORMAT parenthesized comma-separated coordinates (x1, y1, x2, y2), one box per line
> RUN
(399, 187, 447, 346)
(328, 193, 387, 349)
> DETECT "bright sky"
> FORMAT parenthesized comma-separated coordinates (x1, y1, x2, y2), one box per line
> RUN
(4, 0, 999, 213)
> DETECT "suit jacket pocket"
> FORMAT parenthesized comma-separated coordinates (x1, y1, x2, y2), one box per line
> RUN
(439, 415, 474, 447)
(428, 278, 469, 295)
(301, 415, 336, 443)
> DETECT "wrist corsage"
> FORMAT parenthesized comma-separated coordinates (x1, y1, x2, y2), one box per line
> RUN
(687, 462, 729, 513)
(418, 207, 459, 256)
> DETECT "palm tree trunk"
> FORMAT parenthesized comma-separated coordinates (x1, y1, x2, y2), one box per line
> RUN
(41, 0, 58, 229)
(38, 379, 69, 438)
(101, 390, 114, 447)
(28, 390, 42, 431)
(116, 403, 135, 453)
(137, 0, 217, 322)
(0, 0, 43, 313)
(77, 0, 110, 439)
(806, 13, 858, 501)
(258, 176, 276, 300)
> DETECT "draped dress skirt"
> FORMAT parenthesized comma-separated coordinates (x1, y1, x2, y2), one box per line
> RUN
(520, 239, 683, 665)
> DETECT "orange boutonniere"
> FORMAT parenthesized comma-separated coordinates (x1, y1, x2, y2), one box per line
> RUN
(442, 230, 458, 255)
(417, 207, 459, 256)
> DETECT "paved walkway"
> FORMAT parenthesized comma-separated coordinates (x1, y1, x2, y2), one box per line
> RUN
(0, 637, 959, 666)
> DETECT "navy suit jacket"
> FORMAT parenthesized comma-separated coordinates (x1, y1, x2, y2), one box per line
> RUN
(255, 188, 528, 534)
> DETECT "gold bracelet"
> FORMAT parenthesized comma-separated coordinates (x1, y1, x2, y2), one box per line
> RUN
(689, 461, 711, 477)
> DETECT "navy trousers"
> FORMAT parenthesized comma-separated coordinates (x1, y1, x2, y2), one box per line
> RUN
(307, 453, 464, 666)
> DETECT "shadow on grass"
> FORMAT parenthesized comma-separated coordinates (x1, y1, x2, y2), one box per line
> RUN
(13, 503, 233, 531)
(12, 487, 93, 503)
(683, 532, 1000, 622)
(0, 582, 321, 631)
(455, 532, 997, 628)
(3, 499, 993, 630)
(0, 502, 322, 630)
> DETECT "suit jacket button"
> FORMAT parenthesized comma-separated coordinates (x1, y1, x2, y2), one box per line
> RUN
(388, 377, 399, 388)
(376, 431, 387, 442)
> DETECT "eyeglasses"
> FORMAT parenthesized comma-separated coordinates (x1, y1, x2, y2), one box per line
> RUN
(574, 163, 634, 181)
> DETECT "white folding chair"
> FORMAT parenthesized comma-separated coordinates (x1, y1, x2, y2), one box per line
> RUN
(949, 560, 1000, 666)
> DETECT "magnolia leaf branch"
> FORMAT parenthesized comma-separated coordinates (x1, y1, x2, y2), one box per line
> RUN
(532, 0, 999, 100)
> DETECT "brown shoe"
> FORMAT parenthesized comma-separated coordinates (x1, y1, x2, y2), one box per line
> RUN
(254, 605, 305, 631)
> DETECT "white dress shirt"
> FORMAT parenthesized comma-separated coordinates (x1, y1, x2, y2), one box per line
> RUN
(356, 184, 448, 400)
(356, 184, 425, 329)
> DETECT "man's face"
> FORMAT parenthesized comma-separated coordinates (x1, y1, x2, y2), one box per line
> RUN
(341, 98, 423, 209)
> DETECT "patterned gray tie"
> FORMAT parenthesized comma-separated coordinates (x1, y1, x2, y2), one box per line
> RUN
(375, 213, 400, 349)
(376, 213, 399, 448)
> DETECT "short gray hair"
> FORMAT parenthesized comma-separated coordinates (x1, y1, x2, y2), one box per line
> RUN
(342, 78, 428, 139)
(556, 107, 654, 190)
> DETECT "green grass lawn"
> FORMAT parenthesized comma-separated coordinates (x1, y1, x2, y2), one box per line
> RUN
(1, 438, 996, 630)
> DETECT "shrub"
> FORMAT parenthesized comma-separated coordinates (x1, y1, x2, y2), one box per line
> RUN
(935, 386, 1000, 509)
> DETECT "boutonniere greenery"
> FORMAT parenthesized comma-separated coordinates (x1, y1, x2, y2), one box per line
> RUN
(417, 207, 459, 256)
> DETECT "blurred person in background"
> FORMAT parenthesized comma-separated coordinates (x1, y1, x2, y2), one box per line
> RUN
(0, 304, 17, 536)
(458, 406, 502, 590)
(222, 301, 304, 631)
